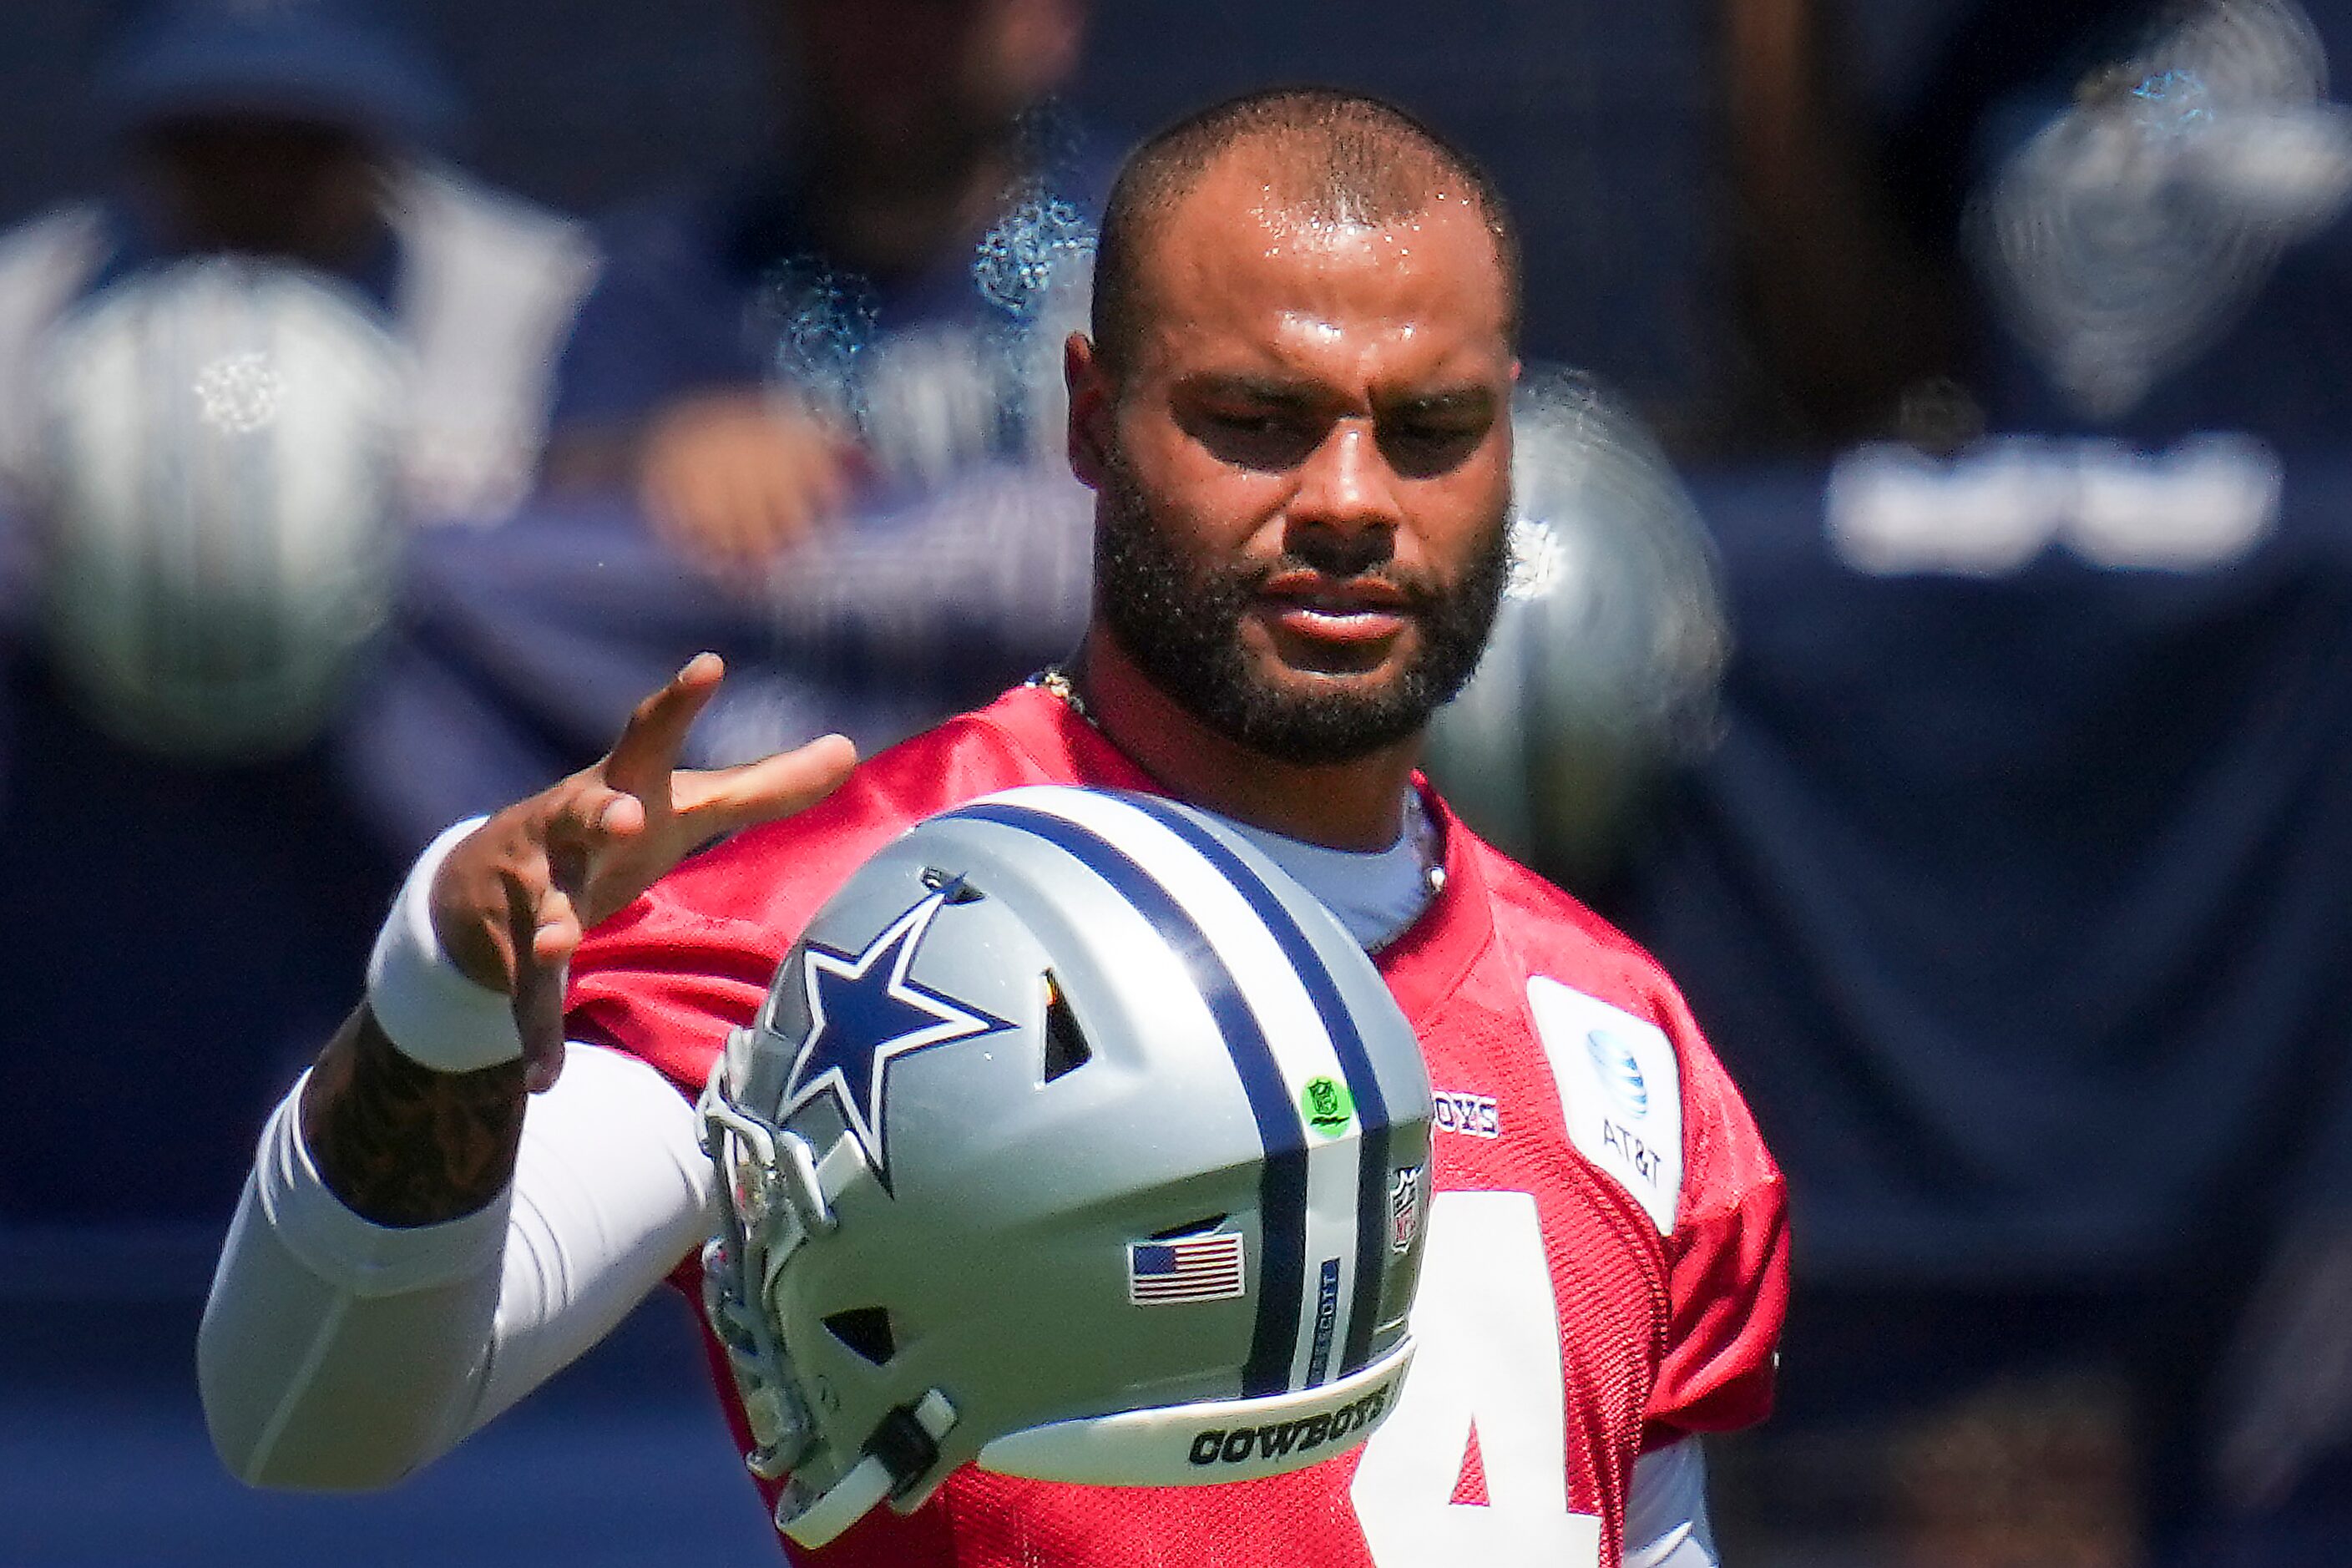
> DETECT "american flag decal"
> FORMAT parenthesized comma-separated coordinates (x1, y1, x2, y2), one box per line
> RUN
(1127, 1233, 1247, 1304)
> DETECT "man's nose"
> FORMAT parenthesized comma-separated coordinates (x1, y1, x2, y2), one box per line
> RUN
(1287, 421, 1404, 552)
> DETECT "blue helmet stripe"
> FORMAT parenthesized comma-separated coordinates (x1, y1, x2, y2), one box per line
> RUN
(1117, 794, 1397, 1379)
(943, 801, 1309, 1398)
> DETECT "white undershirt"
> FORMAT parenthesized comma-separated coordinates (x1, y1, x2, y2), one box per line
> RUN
(197, 806, 1714, 1565)
(1217, 792, 1438, 952)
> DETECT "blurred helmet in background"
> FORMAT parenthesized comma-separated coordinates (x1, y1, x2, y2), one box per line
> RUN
(34, 256, 409, 760)
(1969, 0, 2352, 422)
(1424, 371, 1728, 891)
(699, 785, 1433, 1547)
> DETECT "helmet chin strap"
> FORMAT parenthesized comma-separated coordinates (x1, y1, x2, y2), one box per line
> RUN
(778, 1390, 959, 1548)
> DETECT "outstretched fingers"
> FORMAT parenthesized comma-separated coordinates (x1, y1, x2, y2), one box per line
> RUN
(676, 731, 858, 840)
(466, 665, 857, 1092)
(604, 653, 727, 798)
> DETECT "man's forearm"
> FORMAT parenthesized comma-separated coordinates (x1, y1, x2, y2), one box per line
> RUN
(300, 1005, 529, 1228)
(205, 1041, 716, 1489)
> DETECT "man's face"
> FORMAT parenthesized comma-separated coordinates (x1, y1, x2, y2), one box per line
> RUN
(1076, 154, 1517, 766)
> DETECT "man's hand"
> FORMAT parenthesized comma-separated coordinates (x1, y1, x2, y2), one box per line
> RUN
(301, 655, 850, 1227)
(638, 392, 861, 569)
(432, 652, 857, 1090)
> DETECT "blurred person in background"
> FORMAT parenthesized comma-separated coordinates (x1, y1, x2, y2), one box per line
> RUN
(540, 0, 1096, 568)
(398, 0, 1105, 849)
(1673, 0, 2352, 1561)
(0, 0, 598, 530)
(1721, 0, 2352, 453)
(0, 0, 593, 1230)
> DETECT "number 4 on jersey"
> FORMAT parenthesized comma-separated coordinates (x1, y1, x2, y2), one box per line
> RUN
(1349, 1191, 1604, 1567)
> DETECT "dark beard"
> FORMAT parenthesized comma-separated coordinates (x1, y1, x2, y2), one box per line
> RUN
(1092, 453, 1510, 766)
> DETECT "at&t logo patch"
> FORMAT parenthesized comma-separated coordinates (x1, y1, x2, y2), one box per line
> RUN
(1584, 1028, 1650, 1119)
(1526, 977, 1684, 1236)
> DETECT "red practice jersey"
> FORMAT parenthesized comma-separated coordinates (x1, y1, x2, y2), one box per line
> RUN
(569, 685, 1788, 1567)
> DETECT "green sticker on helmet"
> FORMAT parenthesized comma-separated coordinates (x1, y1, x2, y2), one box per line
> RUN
(1302, 1075, 1353, 1135)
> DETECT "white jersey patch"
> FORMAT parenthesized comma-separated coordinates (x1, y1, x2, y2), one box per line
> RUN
(1527, 977, 1683, 1236)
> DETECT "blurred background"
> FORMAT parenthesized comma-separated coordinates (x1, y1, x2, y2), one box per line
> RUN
(3, 0, 2350, 1564)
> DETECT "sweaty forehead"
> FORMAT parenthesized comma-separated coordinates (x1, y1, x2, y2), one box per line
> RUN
(1132, 151, 1510, 373)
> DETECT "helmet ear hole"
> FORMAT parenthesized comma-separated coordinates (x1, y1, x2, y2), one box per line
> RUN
(823, 1308, 898, 1367)
(1040, 972, 1092, 1083)
(920, 867, 986, 903)
(1149, 1214, 1228, 1241)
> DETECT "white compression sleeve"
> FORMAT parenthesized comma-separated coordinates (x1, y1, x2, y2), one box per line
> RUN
(1621, 1439, 1719, 1568)
(198, 1042, 716, 1490)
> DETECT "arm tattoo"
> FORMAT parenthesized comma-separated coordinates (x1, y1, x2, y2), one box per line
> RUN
(301, 1007, 529, 1228)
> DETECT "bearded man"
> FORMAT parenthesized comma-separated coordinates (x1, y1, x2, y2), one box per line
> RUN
(199, 88, 1787, 1568)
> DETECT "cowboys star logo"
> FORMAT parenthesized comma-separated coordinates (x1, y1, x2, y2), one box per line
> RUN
(780, 885, 1011, 1191)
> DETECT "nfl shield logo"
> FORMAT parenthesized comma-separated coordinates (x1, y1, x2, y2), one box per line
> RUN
(1389, 1165, 1424, 1254)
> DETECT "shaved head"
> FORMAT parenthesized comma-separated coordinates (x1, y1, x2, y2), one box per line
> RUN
(1090, 87, 1521, 377)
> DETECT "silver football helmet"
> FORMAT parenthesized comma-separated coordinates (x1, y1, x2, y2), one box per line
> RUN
(1424, 370, 1728, 890)
(698, 785, 1435, 1547)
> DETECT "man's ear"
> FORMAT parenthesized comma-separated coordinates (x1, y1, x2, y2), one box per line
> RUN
(1065, 331, 1113, 491)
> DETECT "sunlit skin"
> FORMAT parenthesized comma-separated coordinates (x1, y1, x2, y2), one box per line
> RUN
(1065, 151, 1518, 849)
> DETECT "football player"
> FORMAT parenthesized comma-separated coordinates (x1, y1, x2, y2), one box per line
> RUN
(201, 87, 1788, 1567)
(539, 0, 1096, 567)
